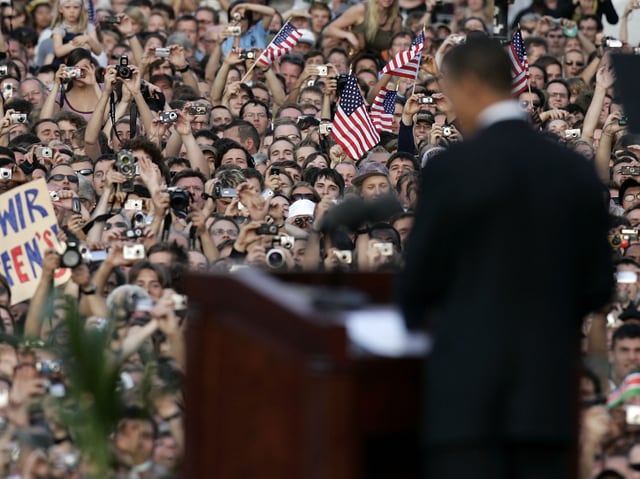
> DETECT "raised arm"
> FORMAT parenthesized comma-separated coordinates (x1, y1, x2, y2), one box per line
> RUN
(322, 3, 364, 52)
(209, 49, 243, 105)
(84, 67, 117, 161)
(40, 65, 66, 120)
(581, 65, 615, 144)
(231, 3, 276, 30)
(24, 250, 60, 339)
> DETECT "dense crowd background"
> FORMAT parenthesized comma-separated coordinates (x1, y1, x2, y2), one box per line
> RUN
(0, 0, 636, 475)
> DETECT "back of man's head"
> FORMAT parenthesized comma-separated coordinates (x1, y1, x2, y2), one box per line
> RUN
(442, 37, 512, 95)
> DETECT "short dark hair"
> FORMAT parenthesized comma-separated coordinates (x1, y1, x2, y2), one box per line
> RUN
(239, 99, 271, 120)
(170, 168, 207, 187)
(386, 151, 419, 171)
(120, 137, 169, 182)
(128, 261, 171, 288)
(214, 138, 253, 168)
(524, 36, 548, 51)
(612, 323, 640, 349)
(279, 54, 305, 72)
(310, 167, 345, 196)
(441, 36, 511, 94)
(223, 120, 260, 151)
(578, 14, 602, 31)
(146, 242, 189, 268)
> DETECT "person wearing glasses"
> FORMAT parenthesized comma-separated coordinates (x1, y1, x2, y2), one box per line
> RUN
(285, 199, 316, 233)
(545, 79, 571, 109)
(563, 49, 586, 79)
(47, 164, 79, 193)
(620, 179, 640, 210)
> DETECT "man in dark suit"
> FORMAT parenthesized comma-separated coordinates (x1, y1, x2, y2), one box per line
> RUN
(397, 38, 613, 478)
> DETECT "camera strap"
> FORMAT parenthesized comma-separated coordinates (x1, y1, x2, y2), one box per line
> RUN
(58, 83, 66, 108)
(161, 213, 172, 242)
(130, 102, 138, 139)
(110, 91, 120, 143)
(188, 225, 196, 250)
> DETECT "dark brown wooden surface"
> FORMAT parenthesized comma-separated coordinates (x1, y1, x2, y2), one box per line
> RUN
(184, 271, 421, 479)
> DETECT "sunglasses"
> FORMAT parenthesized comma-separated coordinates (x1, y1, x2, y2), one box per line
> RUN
(211, 228, 238, 236)
(519, 101, 541, 109)
(293, 216, 314, 226)
(291, 193, 315, 201)
(49, 174, 79, 183)
(564, 61, 584, 67)
(75, 168, 93, 176)
(104, 221, 128, 230)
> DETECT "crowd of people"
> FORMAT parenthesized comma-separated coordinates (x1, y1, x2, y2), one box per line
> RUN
(0, 0, 635, 474)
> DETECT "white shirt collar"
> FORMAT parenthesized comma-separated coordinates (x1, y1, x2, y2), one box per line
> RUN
(477, 99, 528, 130)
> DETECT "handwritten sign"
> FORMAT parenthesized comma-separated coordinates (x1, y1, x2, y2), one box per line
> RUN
(0, 179, 68, 304)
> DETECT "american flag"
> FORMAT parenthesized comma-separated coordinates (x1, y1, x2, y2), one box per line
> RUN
(509, 28, 529, 95)
(370, 87, 397, 133)
(331, 74, 380, 160)
(256, 22, 302, 67)
(380, 31, 425, 79)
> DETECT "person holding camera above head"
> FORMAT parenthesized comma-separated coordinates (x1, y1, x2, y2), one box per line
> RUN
(220, 1, 276, 58)
(40, 48, 101, 122)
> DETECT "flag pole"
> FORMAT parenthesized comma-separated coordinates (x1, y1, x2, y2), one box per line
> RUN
(240, 21, 292, 83)
(517, 23, 534, 111)
(240, 61, 258, 84)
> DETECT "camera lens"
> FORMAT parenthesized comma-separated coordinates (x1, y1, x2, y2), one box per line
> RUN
(61, 248, 81, 268)
(266, 249, 285, 269)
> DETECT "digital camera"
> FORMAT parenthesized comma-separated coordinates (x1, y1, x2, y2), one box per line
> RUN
(256, 223, 279, 236)
(188, 105, 208, 115)
(418, 96, 434, 104)
(159, 111, 178, 124)
(115, 149, 136, 192)
(36, 146, 53, 158)
(115, 55, 132, 79)
(565, 128, 581, 139)
(273, 235, 294, 249)
(621, 166, 640, 176)
(166, 186, 191, 218)
(373, 242, 394, 256)
(125, 199, 143, 210)
(238, 50, 255, 60)
(333, 249, 352, 264)
(319, 123, 333, 135)
(123, 244, 145, 260)
(60, 240, 82, 268)
(265, 248, 286, 269)
(155, 47, 170, 58)
(10, 113, 27, 124)
(64, 66, 82, 79)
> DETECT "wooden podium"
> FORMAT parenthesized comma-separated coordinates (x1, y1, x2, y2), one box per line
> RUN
(183, 271, 423, 479)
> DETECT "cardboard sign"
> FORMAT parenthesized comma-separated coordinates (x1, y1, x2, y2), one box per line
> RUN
(0, 179, 69, 304)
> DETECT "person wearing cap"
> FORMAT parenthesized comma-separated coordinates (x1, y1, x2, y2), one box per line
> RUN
(352, 163, 393, 200)
(293, 29, 316, 55)
(285, 199, 316, 232)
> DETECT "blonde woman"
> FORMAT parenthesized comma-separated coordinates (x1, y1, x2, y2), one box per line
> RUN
(323, 0, 403, 56)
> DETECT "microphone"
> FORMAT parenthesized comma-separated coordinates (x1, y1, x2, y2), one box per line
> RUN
(319, 195, 402, 233)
